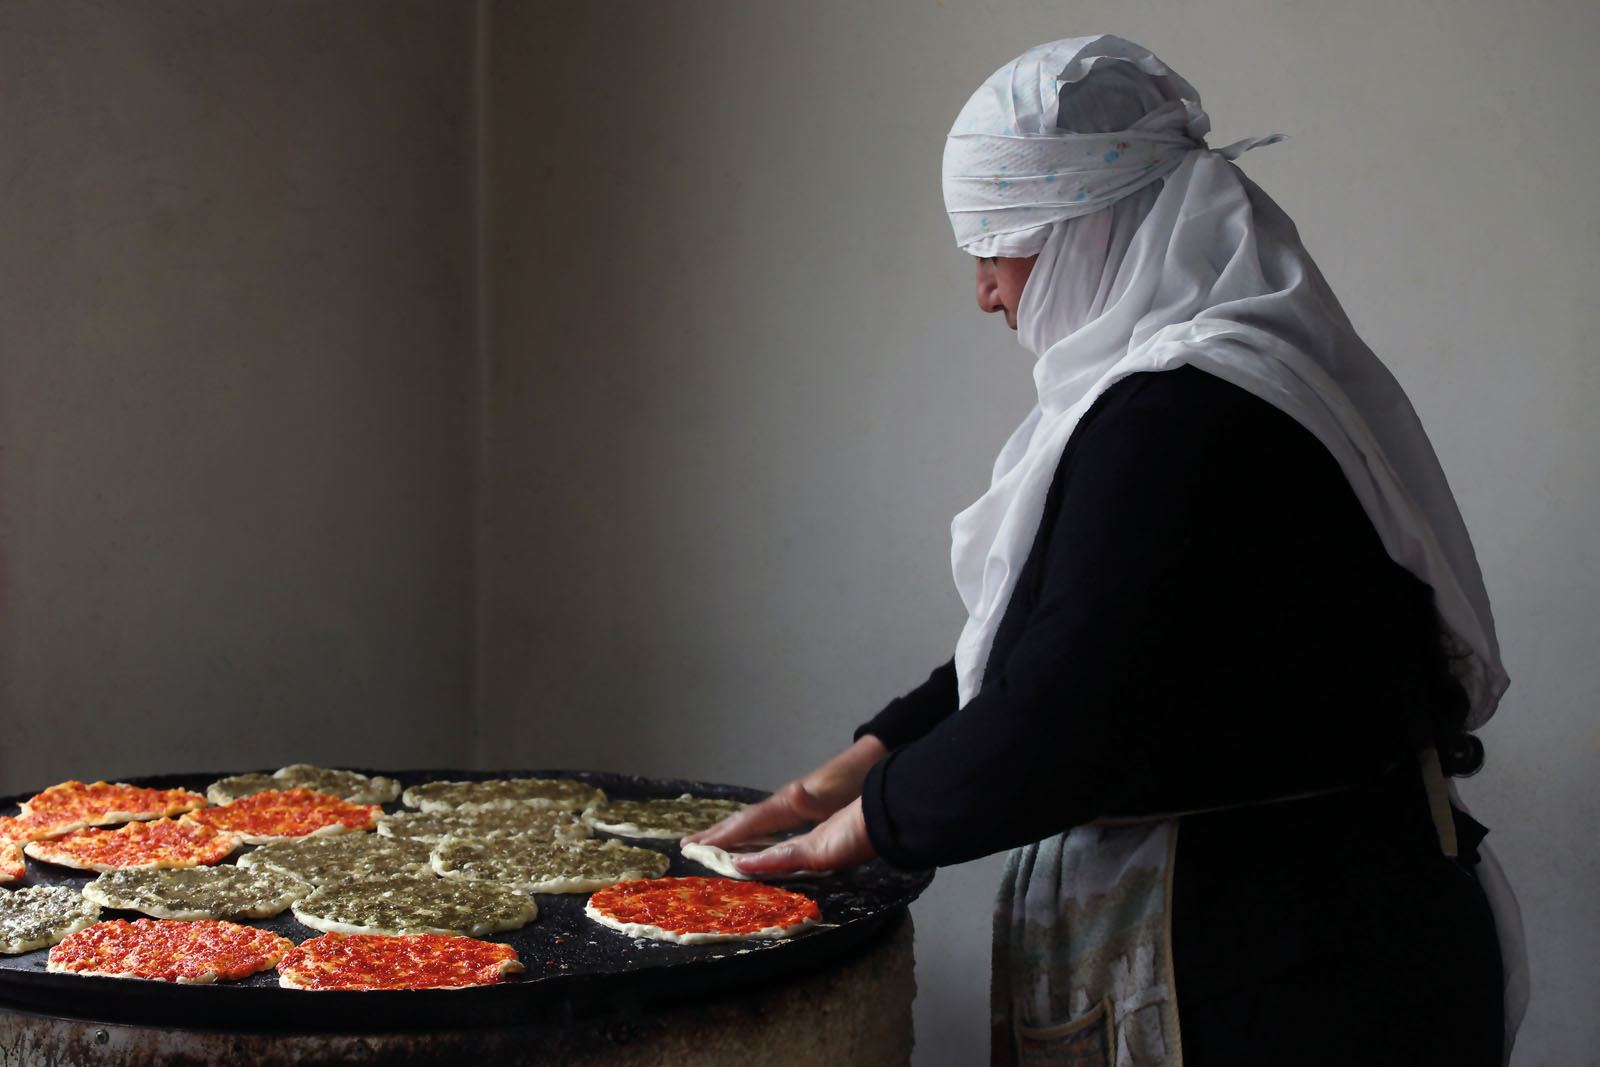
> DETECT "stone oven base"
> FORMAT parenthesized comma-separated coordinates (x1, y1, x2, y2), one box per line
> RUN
(0, 914, 915, 1066)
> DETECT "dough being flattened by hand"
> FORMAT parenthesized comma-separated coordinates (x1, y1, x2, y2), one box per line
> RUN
(680, 841, 832, 881)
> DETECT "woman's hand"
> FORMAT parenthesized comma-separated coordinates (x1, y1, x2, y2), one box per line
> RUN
(731, 798, 876, 875)
(683, 734, 888, 850)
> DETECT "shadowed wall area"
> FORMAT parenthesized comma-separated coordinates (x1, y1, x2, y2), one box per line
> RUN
(0, 1, 480, 779)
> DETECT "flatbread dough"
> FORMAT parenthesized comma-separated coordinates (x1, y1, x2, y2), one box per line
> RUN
(679, 841, 831, 881)
(402, 778, 604, 814)
(205, 774, 277, 808)
(0, 841, 23, 884)
(0, 886, 101, 955)
(239, 833, 435, 886)
(585, 877, 820, 945)
(47, 919, 292, 983)
(182, 789, 379, 844)
(292, 876, 538, 937)
(278, 932, 524, 990)
(430, 837, 669, 894)
(207, 765, 402, 806)
(1, 781, 206, 842)
(82, 865, 311, 921)
(580, 794, 747, 840)
(377, 807, 591, 845)
(23, 819, 241, 872)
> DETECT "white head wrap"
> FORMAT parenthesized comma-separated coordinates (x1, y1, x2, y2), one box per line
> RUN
(943, 36, 1279, 257)
(943, 37, 1524, 1051)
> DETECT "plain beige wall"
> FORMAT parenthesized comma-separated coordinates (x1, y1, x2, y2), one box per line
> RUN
(2, 2, 1593, 1064)
(0, 0, 480, 784)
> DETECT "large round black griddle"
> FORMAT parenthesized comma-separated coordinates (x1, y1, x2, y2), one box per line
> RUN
(0, 769, 932, 1031)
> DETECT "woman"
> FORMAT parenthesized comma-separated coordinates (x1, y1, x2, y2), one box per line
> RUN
(689, 35, 1524, 1066)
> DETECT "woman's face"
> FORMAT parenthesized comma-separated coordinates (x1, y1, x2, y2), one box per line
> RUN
(975, 255, 1038, 330)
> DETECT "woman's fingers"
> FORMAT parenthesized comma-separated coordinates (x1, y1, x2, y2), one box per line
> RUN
(683, 791, 804, 848)
(732, 799, 876, 875)
(730, 838, 810, 875)
(683, 736, 888, 850)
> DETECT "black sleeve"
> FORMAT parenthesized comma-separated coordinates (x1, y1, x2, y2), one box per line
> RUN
(860, 369, 1434, 870)
(853, 660, 959, 750)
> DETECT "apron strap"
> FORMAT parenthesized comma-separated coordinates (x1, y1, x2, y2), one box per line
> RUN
(1085, 784, 1344, 829)
(1419, 745, 1459, 858)
(1092, 748, 1460, 860)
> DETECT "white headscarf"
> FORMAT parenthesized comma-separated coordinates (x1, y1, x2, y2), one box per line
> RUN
(942, 37, 1524, 1055)
(942, 36, 1508, 732)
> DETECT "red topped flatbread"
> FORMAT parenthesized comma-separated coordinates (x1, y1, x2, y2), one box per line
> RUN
(0, 841, 23, 884)
(585, 876, 821, 944)
(47, 919, 292, 983)
(182, 789, 379, 844)
(277, 932, 524, 990)
(23, 819, 240, 872)
(0, 781, 206, 842)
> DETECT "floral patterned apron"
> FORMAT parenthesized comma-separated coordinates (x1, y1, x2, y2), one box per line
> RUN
(989, 749, 1471, 1067)
(991, 821, 1182, 1067)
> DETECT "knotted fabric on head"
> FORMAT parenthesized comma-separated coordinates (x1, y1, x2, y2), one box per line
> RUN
(943, 39, 1523, 1050)
(942, 35, 1278, 258)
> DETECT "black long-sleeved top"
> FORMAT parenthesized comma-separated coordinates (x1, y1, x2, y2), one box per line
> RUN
(857, 365, 1447, 865)
(855, 366, 1502, 1064)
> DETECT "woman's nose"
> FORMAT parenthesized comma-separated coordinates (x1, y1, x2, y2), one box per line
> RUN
(976, 262, 1000, 314)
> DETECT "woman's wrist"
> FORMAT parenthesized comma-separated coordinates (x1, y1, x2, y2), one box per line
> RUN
(802, 734, 889, 810)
